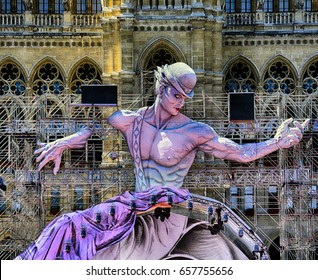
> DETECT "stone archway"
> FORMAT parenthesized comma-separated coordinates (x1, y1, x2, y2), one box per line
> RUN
(137, 38, 187, 107)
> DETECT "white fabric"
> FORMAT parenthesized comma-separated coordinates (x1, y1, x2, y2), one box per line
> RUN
(93, 213, 248, 260)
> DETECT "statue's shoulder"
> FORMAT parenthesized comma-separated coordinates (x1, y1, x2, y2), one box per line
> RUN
(135, 106, 149, 117)
(186, 119, 218, 139)
(108, 107, 149, 131)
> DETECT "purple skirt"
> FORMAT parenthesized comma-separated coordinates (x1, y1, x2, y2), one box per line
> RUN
(15, 186, 191, 260)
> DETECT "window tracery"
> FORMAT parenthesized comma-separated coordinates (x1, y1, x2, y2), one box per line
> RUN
(224, 61, 257, 93)
(32, 62, 65, 95)
(0, 61, 26, 96)
(69, 61, 102, 95)
(302, 59, 318, 95)
(143, 47, 177, 106)
(263, 60, 296, 94)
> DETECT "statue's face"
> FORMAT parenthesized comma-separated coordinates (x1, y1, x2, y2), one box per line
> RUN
(160, 85, 187, 116)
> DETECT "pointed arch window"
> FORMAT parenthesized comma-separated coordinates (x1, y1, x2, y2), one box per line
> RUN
(224, 60, 257, 93)
(32, 61, 65, 95)
(145, 47, 177, 72)
(263, 60, 296, 94)
(143, 47, 177, 106)
(0, 61, 26, 96)
(69, 61, 102, 95)
(302, 59, 318, 95)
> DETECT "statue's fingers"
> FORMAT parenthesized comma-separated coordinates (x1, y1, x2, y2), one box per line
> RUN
(278, 118, 293, 133)
(37, 157, 51, 172)
(36, 150, 48, 162)
(36, 141, 46, 147)
(294, 119, 310, 133)
(302, 118, 311, 128)
(290, 127, 302, 139)
(34, 146, 47, 155)
(282, 118, 293, 127)
(289, 135, 300, 146)
(53, 156, 62, 175)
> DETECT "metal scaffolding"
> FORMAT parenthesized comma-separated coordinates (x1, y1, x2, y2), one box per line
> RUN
(0, 89, 317, 260)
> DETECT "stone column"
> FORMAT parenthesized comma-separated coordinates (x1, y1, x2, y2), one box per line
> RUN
(25, 11, 32, 26)
(101, 19, 116, 166)
(102, 19, 114, 84)
(209, 20, 224, 119)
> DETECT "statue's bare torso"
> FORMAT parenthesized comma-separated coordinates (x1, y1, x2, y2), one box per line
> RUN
(108, 107, 214, 188)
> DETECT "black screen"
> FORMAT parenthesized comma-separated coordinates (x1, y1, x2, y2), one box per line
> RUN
(81, 85, 117, 105)
(229, 92, 255, 122)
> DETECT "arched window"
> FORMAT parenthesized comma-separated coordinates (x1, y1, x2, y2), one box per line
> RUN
(145, 48, 177, 72)
(0, 61, 26, 96)
(32, 61, 65, 95)
(69, 61, 102, 95)
(263, 60, 296, 95)
(302, 59, 318, 95)
(0, 0, 25, 13)
(143, 47, 177, 106)
(224, 60, 257, 93)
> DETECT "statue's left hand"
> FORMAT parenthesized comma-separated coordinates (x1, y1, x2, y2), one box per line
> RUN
(274, 118, 310, 149)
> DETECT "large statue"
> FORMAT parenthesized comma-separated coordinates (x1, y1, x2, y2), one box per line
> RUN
(16, 62, 309, 260)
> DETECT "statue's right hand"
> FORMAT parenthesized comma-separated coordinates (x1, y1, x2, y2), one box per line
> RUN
(34, 127, 93, 175)
(34, 140, 65, 175)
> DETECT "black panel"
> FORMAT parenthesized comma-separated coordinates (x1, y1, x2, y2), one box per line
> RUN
(229, 92, 255, 122)
(81, 85, 117, 105)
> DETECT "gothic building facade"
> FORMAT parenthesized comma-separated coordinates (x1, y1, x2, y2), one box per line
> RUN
(0, 0, 318, 259)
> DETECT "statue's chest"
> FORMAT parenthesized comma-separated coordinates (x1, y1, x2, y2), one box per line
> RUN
(140, 128, 194, 166)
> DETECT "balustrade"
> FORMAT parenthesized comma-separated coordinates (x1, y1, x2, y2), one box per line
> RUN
(264, 12, 293, 25)
(33, 14, 63, 26)
(0, 14, 24, 26)
(72, 14, 101, 26)
(136, 0, 190, 9)
(304, 12, 318, 24)
(226, 13, 255, 26)
(2, 6, 318, 28)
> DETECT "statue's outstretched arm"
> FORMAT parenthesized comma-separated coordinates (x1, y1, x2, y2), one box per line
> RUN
(34, 109, 135, 175)
(34, 127, 93, 174)
(198, 118, 310, 163)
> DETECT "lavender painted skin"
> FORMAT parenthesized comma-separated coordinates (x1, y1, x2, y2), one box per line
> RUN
(16, 63, 309, 260)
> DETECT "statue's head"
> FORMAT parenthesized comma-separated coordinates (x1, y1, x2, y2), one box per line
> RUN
(154, 62, 197, 98)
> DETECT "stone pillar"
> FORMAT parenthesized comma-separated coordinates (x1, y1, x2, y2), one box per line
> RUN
(209, 20, 224, 119)
(102, 19, 114, 84)
(25, 11, 32, 26)
(120, 18, 134, 72)
(111, 19, 121, 74)
(63, 12, 72, 29)
(101, 19, 116, 166)
(211, 20, 223, 76)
